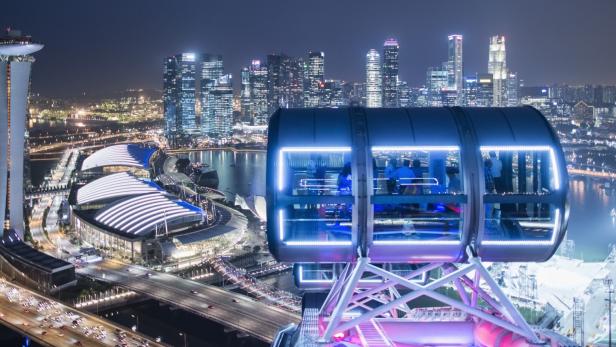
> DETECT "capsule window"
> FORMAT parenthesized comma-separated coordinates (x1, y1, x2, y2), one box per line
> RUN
(480, 146, 561, 245)
(277, 204, 353, 245)
(277, 148, 352, 196)
(371, 147, 465, 244)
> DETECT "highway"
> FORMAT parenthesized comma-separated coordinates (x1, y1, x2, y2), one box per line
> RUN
(0, 277, 165, 347)
(78, 260, 301, 343)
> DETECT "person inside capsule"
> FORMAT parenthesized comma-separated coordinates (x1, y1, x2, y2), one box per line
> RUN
(481, 149, 555, 242)
(372, 148, 462, 242)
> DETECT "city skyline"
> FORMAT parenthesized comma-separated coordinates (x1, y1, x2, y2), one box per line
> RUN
(2, 0, 616, 97)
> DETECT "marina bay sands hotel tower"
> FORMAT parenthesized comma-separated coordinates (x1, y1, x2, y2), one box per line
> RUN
(0, 29, 43, 238)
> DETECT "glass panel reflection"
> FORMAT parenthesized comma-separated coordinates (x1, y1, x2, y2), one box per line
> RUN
(373, 203, 462, 242)
(280, 149, 352, 196)
(372, 147, 462, 195)
(280, 204, 352, 243)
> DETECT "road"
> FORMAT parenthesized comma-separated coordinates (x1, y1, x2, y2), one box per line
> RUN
(0, 277, 165, 347)
(78, 260, 301, 343)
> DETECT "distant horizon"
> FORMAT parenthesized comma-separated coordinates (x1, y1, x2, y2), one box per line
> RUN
(3, 0, 616, 97)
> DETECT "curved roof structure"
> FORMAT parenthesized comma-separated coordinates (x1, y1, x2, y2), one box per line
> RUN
(81, 144, 158, 171)
(76, 172, 164, 205)
(94, 194, 203, 236)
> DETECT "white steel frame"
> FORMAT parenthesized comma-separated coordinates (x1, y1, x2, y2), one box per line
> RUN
(318, 249, 543, 344)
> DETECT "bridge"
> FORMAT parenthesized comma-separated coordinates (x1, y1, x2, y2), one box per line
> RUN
(77, 260, 300, 343)
(0, 276, 165, 347)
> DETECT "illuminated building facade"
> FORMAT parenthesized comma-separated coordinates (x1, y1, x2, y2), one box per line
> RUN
(447, 34, 463, 103)
(267, 54, 305, 112)
(365, 49, 382, 108)
(240, 67, 251, 119)
(249, 59, 269, 125)
(163, 53, 198, 147)
(506, 72, 520, 106)
(304, 51, 324, 107)
(488, 35, 507, 106)
(477, 73, 494, 107)
(382, 38, 399, 107)
(426, 66, 448, 106)
(0, 29, 43, 237)
(202, 74, 233, 140)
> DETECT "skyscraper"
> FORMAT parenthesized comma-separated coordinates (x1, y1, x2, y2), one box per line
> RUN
(0, 29, 43, 237)
(304, 51, 324, 107)
(202, 74, 233, 141)
(320, 80, 346, 107)
(366, 49, 382, 108)
(426, 66, 448, 106)
(382, 38, 399, 107)
(476, 73, 494, 107)
(240, 67, 251, 120)
(163, 53, 198, 147)
(488, 35, 507, 106)
(447, 35, 463, 95)
(266, 54, 305, 111)
(200, 54, 224, 135)
(506, 72, 520, 106)
(249, 59, 269, 125)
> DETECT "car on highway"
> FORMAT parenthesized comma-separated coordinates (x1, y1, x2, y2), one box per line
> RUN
(190, 290, 198, 294)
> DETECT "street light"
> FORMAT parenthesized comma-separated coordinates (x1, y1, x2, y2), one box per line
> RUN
(178, 332, 187, 347)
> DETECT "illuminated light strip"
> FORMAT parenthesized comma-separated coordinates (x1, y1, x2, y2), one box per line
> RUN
(104, 200, 171, 226)
(110, 201, 175, 227)
(480, 145, 561, 190)
(133, 212, 196, 235)
(125, 206, 188, 232)
(97, 194, 163, 221)
(133, 210, 197, 234)
(96, 194, 163, 221)
(278, 210, 284, 241)
(481, 208, 561, 246)
(372, 146, 460, 151)
(79, 185, 161, 203)
(297, 265, 428, 284)
(117, 200, 188, 228)
(277, 146, 352, 191)
(285, 241, 352, 246)
(373, 240, 462, 245)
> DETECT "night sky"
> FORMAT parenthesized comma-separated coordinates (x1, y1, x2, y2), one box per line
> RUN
(2, 0, 616, 97)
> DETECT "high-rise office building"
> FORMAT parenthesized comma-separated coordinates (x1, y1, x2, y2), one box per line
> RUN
(488, 35, 507, 106)
(164, 53, 198, 147)
(463, 76, 479, 107)
(304, 51, 324, 107)
(267, 53, 285, 113)
(0, 29, 43, 237)
(267, 54, 305, 111)
(447, 34, 463, 102)
(202, 74, 233, 141)
(200, 54, 224, 134)
(320, 80, 346, 107)
(366, 49, 382, 108)
(506, 72, 520, 106)
(382, 38, 399, 107)
(240, 67, 251, 120)
(476, 73, 494, 107)
(426, 66, 448, 106)
(350, 82, 366, 106)
(398, 81, 411, 107)
(249, 59, 269, 125)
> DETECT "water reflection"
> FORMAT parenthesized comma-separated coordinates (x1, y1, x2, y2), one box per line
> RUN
(568, 177, 616, 261)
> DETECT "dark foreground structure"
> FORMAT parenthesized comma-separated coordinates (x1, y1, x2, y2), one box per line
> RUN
(267, 107, 575, 346)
